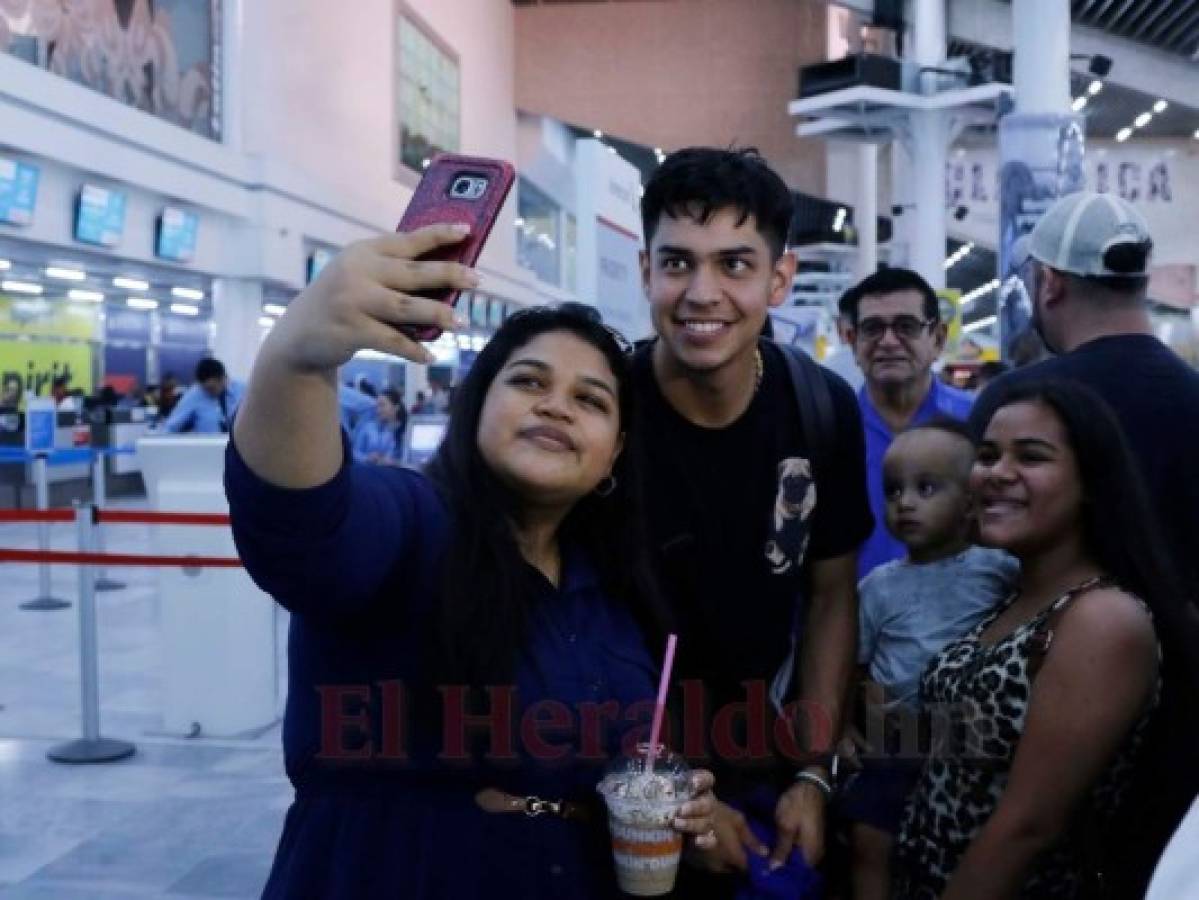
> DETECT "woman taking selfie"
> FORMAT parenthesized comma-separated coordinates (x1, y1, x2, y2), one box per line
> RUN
(226, 224, 715, 898)
(895, 379, 1194, 899)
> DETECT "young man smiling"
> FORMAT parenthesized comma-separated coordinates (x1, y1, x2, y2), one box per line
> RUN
(632, 148, 873, 894)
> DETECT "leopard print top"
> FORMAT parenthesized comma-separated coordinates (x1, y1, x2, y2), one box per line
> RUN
(894, 578, 1160, 899)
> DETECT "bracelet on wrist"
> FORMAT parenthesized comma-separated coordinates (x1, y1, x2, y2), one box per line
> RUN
(793, 769, 833, 799)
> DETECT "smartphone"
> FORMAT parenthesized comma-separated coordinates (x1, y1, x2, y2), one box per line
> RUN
(395, 154, 516, 341)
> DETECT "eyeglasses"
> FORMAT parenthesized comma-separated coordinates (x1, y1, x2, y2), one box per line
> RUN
(854, 315, 937, 343)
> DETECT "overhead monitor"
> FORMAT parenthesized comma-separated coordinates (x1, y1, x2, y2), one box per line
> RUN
(156, 206, 199, 262)
(0, 157, 39, 225)
(75, 183, 127, 247)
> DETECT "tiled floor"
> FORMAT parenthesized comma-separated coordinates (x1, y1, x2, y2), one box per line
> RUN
(0, 498, 292, 898)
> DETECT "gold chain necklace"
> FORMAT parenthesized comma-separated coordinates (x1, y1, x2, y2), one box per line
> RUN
(754, 347, 764, 393)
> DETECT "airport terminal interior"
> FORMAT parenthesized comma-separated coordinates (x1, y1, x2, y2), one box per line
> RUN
(1, 1, 1198, 897)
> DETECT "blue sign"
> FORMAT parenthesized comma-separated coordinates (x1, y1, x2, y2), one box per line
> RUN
(0, 158, 39, 225)
(156, 207, 199, 261)
(25, 397, 55, 452)
(75, 184, 127, 247)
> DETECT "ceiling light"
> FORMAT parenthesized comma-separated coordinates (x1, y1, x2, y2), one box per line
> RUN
(1134, 112, 1152, 128)
(263, 303, 287, 317)
(1087, 79, 1103, 96)
(170, 286, 204, 301)
(654, 147, 663, 155)
(1071, 96, 1087, 112)
(125, 297, 158, 310)
(593, 129, 603, 139)
(68, 289, 104, 302)
(258, 316, 275, 328)
(1116, 127, 1133, 142)
(1153, 100, 1168, 114)
(169, 303, 199, 316)
(45, 266, 86, 281)
(113, 276, 149, 291)
(2, 280, 42, 295)
(0, 259, 9, 271)
(963, 315, 997, 333)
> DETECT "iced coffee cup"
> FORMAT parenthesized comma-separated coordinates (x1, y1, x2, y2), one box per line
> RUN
(596, 743, 694, 897)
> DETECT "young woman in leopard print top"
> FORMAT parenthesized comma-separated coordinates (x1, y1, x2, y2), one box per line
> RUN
(894, 380, 1194, 899)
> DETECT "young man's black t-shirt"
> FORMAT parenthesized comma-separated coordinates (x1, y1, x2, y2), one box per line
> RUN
(631, 341, 873, 787)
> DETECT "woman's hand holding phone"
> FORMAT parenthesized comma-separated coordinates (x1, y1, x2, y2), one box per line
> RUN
(270, 223, 477, 371)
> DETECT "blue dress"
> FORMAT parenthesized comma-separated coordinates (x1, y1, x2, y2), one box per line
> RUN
(224, 437, 659, 899)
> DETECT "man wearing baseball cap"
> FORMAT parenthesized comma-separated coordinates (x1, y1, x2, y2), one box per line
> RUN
(972, 190, 1199, 897)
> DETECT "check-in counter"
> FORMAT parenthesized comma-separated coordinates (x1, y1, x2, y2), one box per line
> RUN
(136, 434, 279, 737)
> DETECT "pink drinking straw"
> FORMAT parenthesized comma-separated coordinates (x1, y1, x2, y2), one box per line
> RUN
(645, 633, 678, 772)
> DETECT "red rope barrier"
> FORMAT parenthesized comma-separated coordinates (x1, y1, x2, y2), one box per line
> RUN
(0, 509, 75, 524)
(0, 549, 243, 568)
(95, 510, 231, 526)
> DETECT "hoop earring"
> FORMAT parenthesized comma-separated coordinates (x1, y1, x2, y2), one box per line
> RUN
(595, 474, 617, 497)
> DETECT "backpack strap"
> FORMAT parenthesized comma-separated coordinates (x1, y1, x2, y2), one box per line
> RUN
(770, 338, 836, 481)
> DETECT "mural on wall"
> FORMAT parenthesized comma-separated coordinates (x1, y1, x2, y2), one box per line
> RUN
(0, 0, 221, 140)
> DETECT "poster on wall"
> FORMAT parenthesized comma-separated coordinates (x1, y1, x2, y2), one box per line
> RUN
(0, 0, 222, 140)
(996, 114, 1085, 360)
(0, 340, 94, 406)
(0, 157, 39, 225)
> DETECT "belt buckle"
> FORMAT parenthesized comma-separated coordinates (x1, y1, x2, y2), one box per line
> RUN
(523, 795, 562, 818)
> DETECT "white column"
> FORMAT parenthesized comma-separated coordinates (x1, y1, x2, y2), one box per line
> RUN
(906, 0, 948, 289)
(220, 0, 245, 151)
(855, 144, 879, 281)
(211, 278, 264, 382)
(1012, 0, 1071, 115)
(911, 0, 947, 69)
(909, 113, 948, 290)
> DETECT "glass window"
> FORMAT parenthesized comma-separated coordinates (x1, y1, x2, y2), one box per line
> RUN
(516, 178, 560, 287)
(396, 11, 460, 173)
(0, 0, 222, 140)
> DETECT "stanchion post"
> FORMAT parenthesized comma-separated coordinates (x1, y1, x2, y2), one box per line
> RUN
(90, 450, 125, 592)
(47, 503, 136, 764)
(19, 452, 70, 611)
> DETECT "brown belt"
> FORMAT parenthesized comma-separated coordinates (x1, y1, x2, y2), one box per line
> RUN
(475, 788, 593, 824)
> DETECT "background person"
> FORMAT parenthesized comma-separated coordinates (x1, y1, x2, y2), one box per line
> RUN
(973, 192, 1199, 891)
(840, 268, 974, 580)
(350, 387, 406, 465)
(161, 358, 244, 434)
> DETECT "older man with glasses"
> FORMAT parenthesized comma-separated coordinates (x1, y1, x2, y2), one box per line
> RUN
(841, 268, 974, 579)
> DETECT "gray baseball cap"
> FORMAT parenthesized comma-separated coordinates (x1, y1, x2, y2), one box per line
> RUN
(1027, 191, 1151, 277)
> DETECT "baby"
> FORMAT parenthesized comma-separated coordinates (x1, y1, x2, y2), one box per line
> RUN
(838, 419, 1018, 900)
